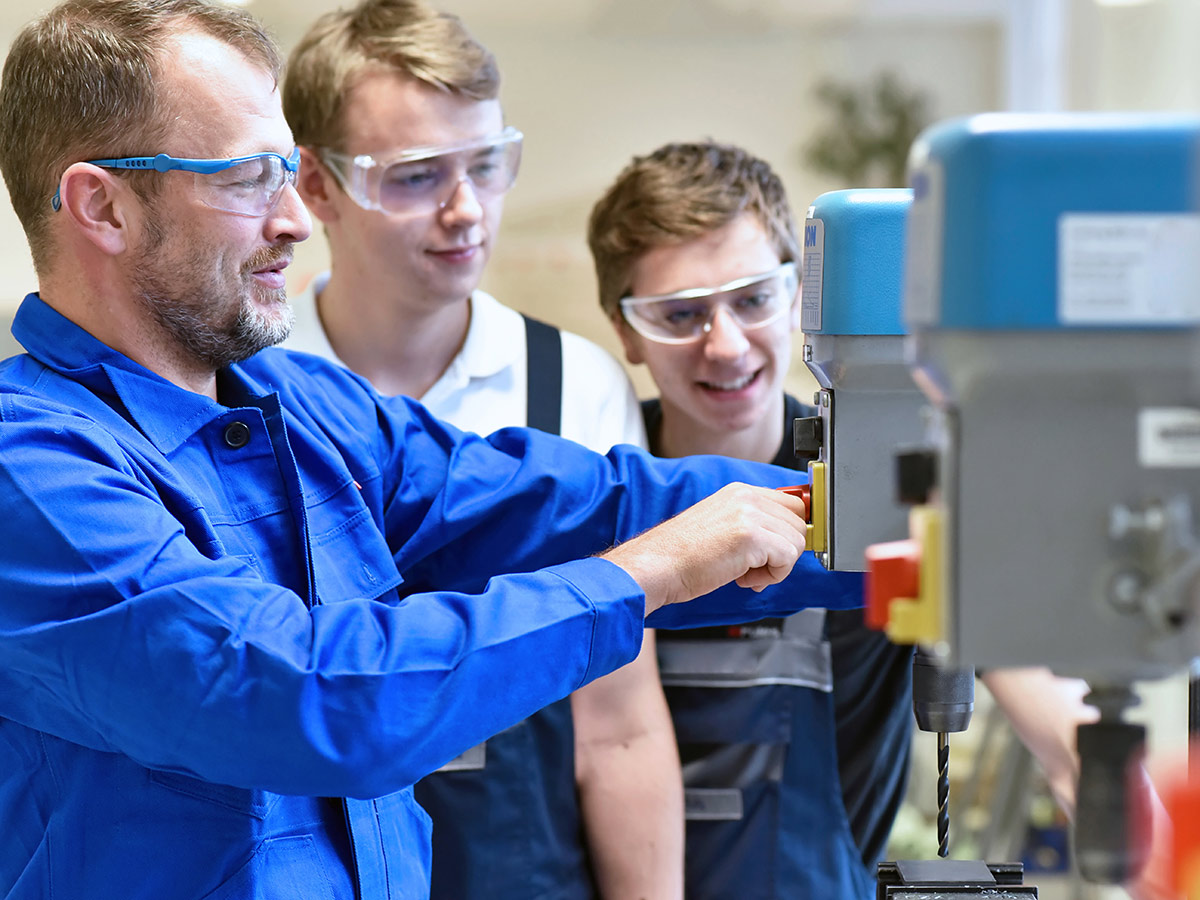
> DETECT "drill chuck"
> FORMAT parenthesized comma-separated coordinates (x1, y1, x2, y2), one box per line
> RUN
(912, 649, 975, 734)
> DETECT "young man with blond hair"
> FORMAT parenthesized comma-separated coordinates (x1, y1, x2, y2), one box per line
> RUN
(588, 141, 1173, 900)
(282, 2, 682, 897)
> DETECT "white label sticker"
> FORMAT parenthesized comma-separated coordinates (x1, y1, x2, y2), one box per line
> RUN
(1059, 214, 1200, 325)
(801, 214, 824, 332)
(903, 161, 944, 327)
(1138, 408, 1200, 468)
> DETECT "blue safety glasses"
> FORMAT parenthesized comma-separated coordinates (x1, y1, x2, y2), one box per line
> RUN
(51, 147, 301, 217)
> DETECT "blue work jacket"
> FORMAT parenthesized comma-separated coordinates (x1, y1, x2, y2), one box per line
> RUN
(0, 294, 861, 900)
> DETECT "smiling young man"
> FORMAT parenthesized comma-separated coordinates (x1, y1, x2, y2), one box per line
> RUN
(589, 141, 915, 899)
(587, 142, 1170, 900)
(280, 3, 682, 899)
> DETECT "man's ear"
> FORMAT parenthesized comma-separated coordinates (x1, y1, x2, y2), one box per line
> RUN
(610, 311, 645, 366)
(56, 163, 132, 256)
(296, 146, 340, 224)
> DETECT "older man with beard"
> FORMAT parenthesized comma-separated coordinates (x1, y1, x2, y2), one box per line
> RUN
(0, 2, 864, 899)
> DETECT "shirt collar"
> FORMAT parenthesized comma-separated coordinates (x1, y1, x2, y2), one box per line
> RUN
(12, 292, 265, 454)
(455, 290, 523, 380)
(421, 290, 522, 405)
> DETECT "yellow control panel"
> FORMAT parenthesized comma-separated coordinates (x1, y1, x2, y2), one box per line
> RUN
(807, 462, 828, 554)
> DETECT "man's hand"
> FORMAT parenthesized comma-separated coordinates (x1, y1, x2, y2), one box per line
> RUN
(599, 482, 808, 616)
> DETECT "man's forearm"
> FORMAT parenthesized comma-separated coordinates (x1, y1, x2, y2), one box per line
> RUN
(982, 667, 1095, 814)
(984, 668, 1182, 899)
(572, 633, 684, 899)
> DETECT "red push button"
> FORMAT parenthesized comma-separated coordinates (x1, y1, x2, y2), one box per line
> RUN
(776, 484, 811, 523)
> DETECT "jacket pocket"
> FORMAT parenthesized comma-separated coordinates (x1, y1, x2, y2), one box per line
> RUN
(149, 769, 281, 820)
(199, 835, 336, 900)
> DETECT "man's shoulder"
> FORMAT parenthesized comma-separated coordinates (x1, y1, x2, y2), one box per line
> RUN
(0, 356, 138, 464)
(244, 346, 378, 407)
(0, 353, 90, 415)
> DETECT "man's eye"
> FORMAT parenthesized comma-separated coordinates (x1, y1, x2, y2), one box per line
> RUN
(385, 165, 440, 191)
(215, 162, 269, 191)
(736, 291, 772, 310)
(469, 161, 501, 182)
(662, 306, 705, 326)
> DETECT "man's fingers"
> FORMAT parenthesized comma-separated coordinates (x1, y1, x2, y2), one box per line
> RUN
(772, 485, 808, 523)
(734, 523, 805, 591)
(604, 482, 812, 613)
(736, 561, 796, 592)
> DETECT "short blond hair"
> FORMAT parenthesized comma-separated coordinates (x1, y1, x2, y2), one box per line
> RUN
(0, 0, 281, 273)
(587, 141, 800, 317)
(283, 0, 499, 153)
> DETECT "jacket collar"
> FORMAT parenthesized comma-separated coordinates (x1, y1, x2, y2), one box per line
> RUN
(12, 292, 269, 454)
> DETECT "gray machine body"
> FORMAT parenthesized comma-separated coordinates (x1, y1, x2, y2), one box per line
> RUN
(912, 329, 1200, 679)
(805, 332, 929, 572)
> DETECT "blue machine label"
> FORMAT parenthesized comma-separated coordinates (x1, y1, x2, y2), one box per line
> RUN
(1059, 214, 1200, 325)
(1138, 408, 1200, 467)
(801, 215, 825, 332)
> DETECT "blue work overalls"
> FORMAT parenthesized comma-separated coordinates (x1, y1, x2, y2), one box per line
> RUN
(644, 393, 879, 900)
(658, 610, 875, 899)
(413, 317, 594, 900)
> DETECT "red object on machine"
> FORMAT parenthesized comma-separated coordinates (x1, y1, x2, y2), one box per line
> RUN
(776, 484, 811, 523)
(863, 539, 920, 631)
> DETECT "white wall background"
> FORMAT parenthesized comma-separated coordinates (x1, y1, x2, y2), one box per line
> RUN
(3, 0, 1199, 388)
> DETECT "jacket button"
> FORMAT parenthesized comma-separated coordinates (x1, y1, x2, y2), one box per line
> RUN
(223, 421, 251, 449)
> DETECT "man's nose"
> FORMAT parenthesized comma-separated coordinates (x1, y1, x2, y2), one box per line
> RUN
(702, 306, 751, 361)
(438, 176, 484, 226)
(264, 182, 313, 244)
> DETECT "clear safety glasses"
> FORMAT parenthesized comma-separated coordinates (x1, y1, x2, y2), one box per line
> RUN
(619, 262, 799, 345)
(318, 127, 523, 217)
(51, 148, 301, 217)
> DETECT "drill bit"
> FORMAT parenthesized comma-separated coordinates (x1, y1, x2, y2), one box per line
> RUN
(936, 731, 950, 858)
(911, 649, 972, 861)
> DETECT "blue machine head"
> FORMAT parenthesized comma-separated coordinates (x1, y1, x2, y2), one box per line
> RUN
(904, 112, 1200, 331)
(802, 189, 912, 336)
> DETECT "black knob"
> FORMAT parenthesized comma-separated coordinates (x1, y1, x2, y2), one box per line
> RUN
(792, 416, 822, 463)
(896, 449, 937, 505)
(1075, 720, 1149, 884)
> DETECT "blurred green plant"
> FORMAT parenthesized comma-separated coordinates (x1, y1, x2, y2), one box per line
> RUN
(804, 72, 932, 188)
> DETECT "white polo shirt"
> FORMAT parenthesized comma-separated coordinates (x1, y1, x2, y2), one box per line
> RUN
(285, 273, 647, 454)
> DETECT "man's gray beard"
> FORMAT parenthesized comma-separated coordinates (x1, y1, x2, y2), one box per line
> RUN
(132, 272, 295, 371)
(141, 288, 295, 370)
(130, 213, 295, 370)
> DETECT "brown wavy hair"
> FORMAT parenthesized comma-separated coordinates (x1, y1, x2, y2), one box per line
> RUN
(588, 141, 799, 317)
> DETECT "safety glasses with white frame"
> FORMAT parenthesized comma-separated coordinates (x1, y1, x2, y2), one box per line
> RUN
(619, 262, 799, 345)
(318, 127, 523, 217)
(51, 148, 301, 217)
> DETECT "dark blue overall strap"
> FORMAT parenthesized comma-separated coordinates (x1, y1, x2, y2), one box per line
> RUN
(522, 315, 562, 436)
(418, 314, 588, 900)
